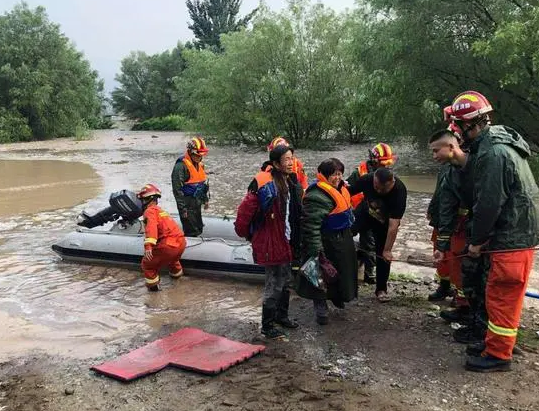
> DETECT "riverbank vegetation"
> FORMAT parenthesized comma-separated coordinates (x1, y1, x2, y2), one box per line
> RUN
(1, 0, 538, 156)
(0, 4, 108, 143)
(110, 0, 539, 151)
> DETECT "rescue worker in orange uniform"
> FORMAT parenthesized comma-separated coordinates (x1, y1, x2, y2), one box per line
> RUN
(171, 136, 210, 237)
(138, 184, 187, 292)
(428, 129, 470, 323)
(444, 91, 539, 372)
(267, 136, 308, 190)
(348, 143, 396, 284)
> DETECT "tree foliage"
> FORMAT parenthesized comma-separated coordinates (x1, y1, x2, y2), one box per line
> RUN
(111, 44, 187, 119)
(0, 2, 104, 141)
(116, 0, 539, 148)
(186, 0, 258, 51)
(177, 0, 353, 146)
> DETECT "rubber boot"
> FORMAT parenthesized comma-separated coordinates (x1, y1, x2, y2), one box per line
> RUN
(453, 314, 487, 344)
(466, 341, 522, 357)
(313, 299, 329, 325)
(275, 289, 299, 329)
(261, 304, 285, 339)
(428, 279, 452, 301)
(440, 306, 472, 324)
(465, 354, 511, 373)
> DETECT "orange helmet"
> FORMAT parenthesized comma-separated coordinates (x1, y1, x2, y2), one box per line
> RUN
(369, 143, 396, 167)
(137, 183, 161, 199)
(267, 136, 289, 152)
(445, 91, 493, 122)
(187, 136, 209, 156)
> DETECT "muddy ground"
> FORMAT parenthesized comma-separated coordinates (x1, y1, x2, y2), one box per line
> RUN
(1, 130, 538, 411)
(1, 279, 539, 411)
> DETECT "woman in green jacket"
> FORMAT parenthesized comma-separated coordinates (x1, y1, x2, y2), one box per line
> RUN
(297, 158, 358, 325)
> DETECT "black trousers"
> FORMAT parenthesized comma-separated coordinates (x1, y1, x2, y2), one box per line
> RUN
(352, 208, 390, 293)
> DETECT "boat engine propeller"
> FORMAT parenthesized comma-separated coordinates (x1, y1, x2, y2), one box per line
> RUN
(77, 190, 144, 229)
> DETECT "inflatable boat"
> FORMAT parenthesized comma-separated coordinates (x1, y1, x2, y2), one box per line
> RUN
(52, 190, 264, 281)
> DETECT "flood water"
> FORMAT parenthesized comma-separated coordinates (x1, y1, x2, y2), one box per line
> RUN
(0, 130, 534, 361)
(0, 159, 101, 217)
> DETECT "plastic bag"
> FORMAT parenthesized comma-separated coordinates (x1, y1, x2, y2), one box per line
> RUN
(300, 256, 326, 291)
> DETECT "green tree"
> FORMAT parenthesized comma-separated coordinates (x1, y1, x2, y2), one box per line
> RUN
(348, 0, 539, 143)
(186, 0, 257, 51)
(0, 2, 103, 141)
(112, 44, 187, 119)
(178, 0, 351, 146)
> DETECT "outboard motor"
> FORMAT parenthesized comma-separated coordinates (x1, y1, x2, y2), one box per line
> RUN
(77, 190, 143, 229)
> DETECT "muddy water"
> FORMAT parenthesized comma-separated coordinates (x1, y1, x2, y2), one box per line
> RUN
(0, 130, 534, 362)
(0, 159, 101, 217)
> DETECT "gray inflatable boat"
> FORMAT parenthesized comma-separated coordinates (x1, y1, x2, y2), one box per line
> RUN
(52, 190, 264, 281)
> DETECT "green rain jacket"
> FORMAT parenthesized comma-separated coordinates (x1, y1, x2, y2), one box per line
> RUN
(296, 184, 358, 302)
(468, 125, 539, 250)
(427, 164, 450, 229)
(436, 161, 474, 252)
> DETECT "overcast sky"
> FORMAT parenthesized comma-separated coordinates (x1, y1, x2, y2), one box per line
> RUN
(1, 0, 357, 92)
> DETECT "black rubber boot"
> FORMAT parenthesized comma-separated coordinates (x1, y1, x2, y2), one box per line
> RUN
(261, 304, 285, 339)
(275, 290, 299, 329)
(147, 285, 160, 292)
(440, 306, 472, 324)
(466, 341, 522, 357)
(453, 323, 486, 344)
(428, 280, 452, 301)
(465, 354, 512, 373)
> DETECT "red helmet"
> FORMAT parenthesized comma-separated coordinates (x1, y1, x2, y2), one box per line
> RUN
(137, 183, 161, 199)
(446, 91, 493, 122)
(187, 136, 209, 156)
(369, 143, 396, 167)
(267, 136, 289, 152)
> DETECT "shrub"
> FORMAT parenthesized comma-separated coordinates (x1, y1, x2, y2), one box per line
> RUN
(0, 109, 32, 143)
(132, 115, 194, 131)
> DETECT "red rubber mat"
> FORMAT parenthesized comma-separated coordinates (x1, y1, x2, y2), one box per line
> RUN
(91, 327, 265, 381)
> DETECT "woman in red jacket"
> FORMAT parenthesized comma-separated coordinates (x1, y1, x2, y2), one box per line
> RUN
(235, 145, 303, 339)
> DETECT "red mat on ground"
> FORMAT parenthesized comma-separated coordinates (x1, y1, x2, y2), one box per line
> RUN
(91, 327, 265, 381)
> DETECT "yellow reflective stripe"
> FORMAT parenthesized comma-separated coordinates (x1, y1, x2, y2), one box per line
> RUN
(145, 276, 160, 285)
(457, 289, 465, 297)
(437, 235, 451, 240)
(488, 321, 518, 337)
(144, 237, 157, 245)
(159, 212, 169, 217)
(458, 208, 469, 216)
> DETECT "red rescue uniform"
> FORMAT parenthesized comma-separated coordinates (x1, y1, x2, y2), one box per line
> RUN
(141, 204, 186, 287)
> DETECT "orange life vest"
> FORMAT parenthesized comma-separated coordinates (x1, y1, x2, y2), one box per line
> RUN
(350, 161, 369, 209)
(143, 204, 184, 250)
(292, 157, 308, 190)
(180, 151, 207, 197)
(315, 173, 354, 231)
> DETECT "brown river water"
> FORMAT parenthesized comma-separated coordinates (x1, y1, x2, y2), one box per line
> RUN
(0, 130, 535, 361)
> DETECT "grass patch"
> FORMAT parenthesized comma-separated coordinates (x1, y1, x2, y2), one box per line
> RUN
(517, 328, 539, 351)
(74, 121, 92, 141)
(389, 272, 420, 283)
